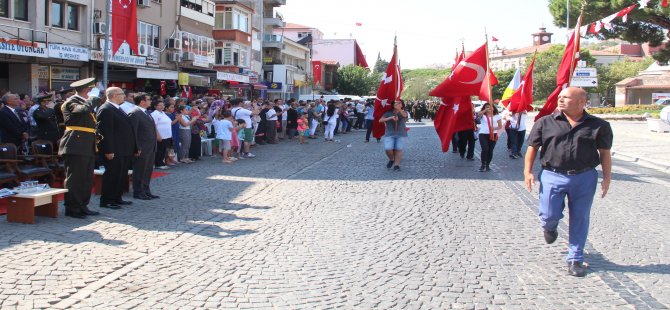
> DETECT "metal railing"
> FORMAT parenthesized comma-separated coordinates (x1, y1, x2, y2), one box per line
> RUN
(0, 23, 48, 45)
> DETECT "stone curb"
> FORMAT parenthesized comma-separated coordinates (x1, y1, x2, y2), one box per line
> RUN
(611, 150, 670, 174)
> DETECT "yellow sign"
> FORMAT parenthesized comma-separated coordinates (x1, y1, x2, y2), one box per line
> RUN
(178, 72, 189, 86)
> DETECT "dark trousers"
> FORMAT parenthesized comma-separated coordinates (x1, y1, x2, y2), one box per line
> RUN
(451, 133, 459, 152)
(133, 151, 155, 196)
(505, 128, 512, 150)
(155, 139, 168, 167)
(63, 154, 94, 213)
(265, 120, 277, 142)
(101, 155, 131, 204)
(509, 129, 526, 156)
(457, 130, 476, 159)
(365, 119, 373, 141)
(189, 133, 201, 160)
(479, 134, 497, 167)
(355, 113, 364, 129)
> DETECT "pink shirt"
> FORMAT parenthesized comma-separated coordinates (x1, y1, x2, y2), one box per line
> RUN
(297, 119, 307, 131)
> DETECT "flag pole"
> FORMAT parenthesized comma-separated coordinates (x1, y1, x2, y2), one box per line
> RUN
(484, 28, 493, 105)
(567, 7, 584, 88)
(102, 0, 111, 88)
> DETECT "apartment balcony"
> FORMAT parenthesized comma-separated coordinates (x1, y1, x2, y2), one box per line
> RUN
(263, 0, 286, 7)
(263, 34, 283, 49)
(180, 0, 215, 26)
(263, 11, 285, 28)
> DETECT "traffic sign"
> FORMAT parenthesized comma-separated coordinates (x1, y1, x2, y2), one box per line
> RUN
(571, 68, 598, 87)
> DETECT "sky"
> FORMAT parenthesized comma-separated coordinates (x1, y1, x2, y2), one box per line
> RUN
(280, 0, 568, 69)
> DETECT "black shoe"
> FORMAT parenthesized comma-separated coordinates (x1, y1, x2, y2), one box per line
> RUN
(544, 230, 558, 244)
(115, 200, 133, 205)
(65, 211, 87, 219)
(567, 261, 587, 277)
(460, 154, 465, 159)
(452, 149, 458, 153)
(82, 209, 100, 216)
(100, 203, 121, 210)
(466, 157, 475, 161)
(393, 166, 400, 171)
(478, 166, 486, 172)
(133, 194, 152, 200)
(386, 160, 394, 169)
(485, 166, 491, 172)
(146, 193, 160, 199)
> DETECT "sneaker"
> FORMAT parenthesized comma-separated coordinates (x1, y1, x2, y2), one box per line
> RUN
(386, 160, 394, 169)
(478, 166, 486, 172)
(245, 153, 256, 158)
(567, 261, 587, 277)
(156, 165, 169, 170)
(393, 166, 400, 171)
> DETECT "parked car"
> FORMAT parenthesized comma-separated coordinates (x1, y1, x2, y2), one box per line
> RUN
(654, 98, 670, 105)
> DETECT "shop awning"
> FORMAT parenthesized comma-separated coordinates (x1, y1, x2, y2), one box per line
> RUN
(137, 68, 179, 80)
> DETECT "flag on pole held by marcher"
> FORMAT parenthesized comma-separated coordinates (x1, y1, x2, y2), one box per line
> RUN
(112, 0, 139, 55)
(501, 68, 521, 106)
(372, 42, 403, 139)
(535, 15, 582, 121)
(434, 97, 475, 152)
(508, 52, 536, 113)
(478, 68, 498, 103)
(429, 43, 489, 98)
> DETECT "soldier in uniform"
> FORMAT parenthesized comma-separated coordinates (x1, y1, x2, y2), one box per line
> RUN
(58, 78, 102, 219)
(54, 88, 73, 139)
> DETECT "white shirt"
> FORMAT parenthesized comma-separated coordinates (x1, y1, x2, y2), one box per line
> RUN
(356, 102, 365, 113)
(326, 108, 339, 123)
(266, 108, 277, 121)
(212, 119, 233, 140)
(29, 104, 39, 126)
(120, 101, 134, 114)
(479, 114, 502, 134)
(231, 107, 252, 126)
(509, 113, 527, 131)
(152, 110, 172, 139)
(661, 105, 670, 124)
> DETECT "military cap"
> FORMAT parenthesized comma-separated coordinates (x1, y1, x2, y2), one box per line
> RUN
(58, 88, 74, 95)
(35, 94, 53, 102)
(69, 77, 96, 88)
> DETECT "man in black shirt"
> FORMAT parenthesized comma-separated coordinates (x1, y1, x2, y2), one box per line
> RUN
(524, 87, 613, 277)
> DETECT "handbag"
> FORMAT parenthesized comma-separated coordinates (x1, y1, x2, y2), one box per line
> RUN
(322, 115, 332, 126)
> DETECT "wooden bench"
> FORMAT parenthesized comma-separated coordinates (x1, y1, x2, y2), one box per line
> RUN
(6, 188, 68, 224)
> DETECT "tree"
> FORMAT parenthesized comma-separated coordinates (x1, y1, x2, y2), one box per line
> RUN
(373, 53, 390, 74)
(401, 68, 451, 101)
(549, 0, 670, 63)
(595, 56, 655, 97)
(335, 65, 378, 96)
(528, 45, 596, 99)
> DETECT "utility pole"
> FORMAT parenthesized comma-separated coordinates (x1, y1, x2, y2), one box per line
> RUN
(102, 0, 111, 88)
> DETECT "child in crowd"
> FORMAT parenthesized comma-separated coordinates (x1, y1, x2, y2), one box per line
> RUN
(212, 110, 235, 163)
(297, 113, 308, 144)
(231, 117, 240, 160)
(236, 119, 247, 158)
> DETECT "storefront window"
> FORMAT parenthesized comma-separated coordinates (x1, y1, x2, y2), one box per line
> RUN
(51, 1, 63, 28)
(0, 0, 8, 18)
(13, 0, 27, 21)
(67, 4, 78, 30)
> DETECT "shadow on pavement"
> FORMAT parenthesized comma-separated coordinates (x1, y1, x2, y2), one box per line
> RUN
(589, 252, 670, 275)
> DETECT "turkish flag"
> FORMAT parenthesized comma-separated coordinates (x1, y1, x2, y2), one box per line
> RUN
(509, 52, 536, 113)
(434, 97, 475, 152)
(535, 19, 581, 121)
(354, 41, 369, 68)
(430, 43, 488, 98)
(112, 0, 139, 55)
(663, 0, 668, 7)
(372, 44, 402, 139)
(312, 61, 322, 85)
(478, 68, 498, 102)
(160, 80, 167, 96)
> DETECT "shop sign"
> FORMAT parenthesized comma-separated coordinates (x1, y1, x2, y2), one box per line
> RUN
(0, 40, 48, 58)
(178, 72, 189, 86)
(90, 50, 146, 66)
(38, 66, 49, 80)
(192, 54, 210, 68)
(263, 82, 282, 91)
(51, 67, 80, 80)
(248, 72, 258, 83)
(48, 44, 90, 61)
(216, 72, 250, 83)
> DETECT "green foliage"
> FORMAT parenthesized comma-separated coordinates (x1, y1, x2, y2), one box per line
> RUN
(586, 104, 663, 114)
(530, 45, 596, 99)
(491, 68, 517, 100)
(548, 0, 670, 64)
(594, 56, 655, 95)
(400, 68, 450, 101)
(335, 65, 379, 96)
(373, 53, 390, 74)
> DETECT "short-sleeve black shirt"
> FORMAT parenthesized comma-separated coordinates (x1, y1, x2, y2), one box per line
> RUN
(527, 112, 613, 171)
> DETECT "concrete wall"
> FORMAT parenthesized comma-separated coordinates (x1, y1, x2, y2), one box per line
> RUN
(313, 40, 354, 66)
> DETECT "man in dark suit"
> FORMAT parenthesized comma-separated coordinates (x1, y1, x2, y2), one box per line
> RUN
(127, 93, 159, 200)
(58, 78, 102, 218)
(0, 93, 30, 146)
(96, 87, 136, 209)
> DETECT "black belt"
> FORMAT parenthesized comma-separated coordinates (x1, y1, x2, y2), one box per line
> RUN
(542, 166, 593, 176)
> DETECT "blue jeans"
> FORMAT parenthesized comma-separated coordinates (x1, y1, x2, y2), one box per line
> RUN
(509, 129, 526, 156)
(538, 168, 598, 263)
(365, 119, 373, 141)
(384, 136, 406, 151)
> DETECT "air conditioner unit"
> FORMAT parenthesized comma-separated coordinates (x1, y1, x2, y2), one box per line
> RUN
(138, 44, 150, 57)
(137, 0, 151, 7)
(93, 22, 106, 35)
(167, 38, 181, 50)
(168, 52, 181, 62)
(182, 52, 195, 61)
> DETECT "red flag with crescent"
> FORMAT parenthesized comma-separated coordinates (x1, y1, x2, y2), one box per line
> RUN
(312, 61, 322, 86)
(430, 43, 488, 97)
(112, 0, 139, 55)
(434, 97, 475, 152)
(372, 43, 403, 139)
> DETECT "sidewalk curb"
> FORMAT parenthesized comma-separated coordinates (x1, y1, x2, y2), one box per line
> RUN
(611, 150, 670, 173)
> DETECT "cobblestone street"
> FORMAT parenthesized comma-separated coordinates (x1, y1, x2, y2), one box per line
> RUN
(0, 124, 668, 309)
